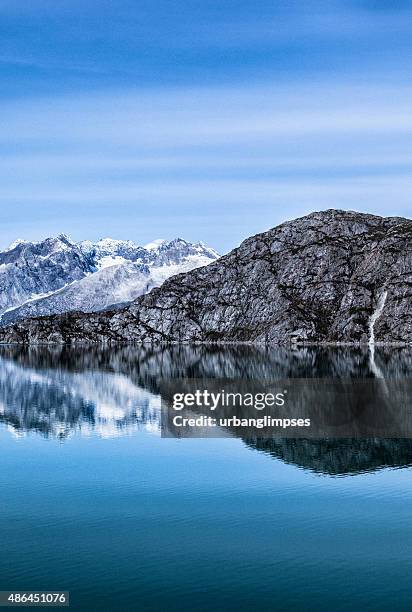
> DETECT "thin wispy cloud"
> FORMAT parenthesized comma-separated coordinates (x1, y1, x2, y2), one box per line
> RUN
(1, 1, 412, 250)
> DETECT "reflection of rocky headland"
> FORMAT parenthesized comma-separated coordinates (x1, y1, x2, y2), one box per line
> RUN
(4, 343, 412, 383)
(246, 438, 412, 476)
(1, 345, 412, 476)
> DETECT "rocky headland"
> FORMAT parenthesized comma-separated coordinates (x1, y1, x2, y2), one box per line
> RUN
(0, 209, 411, 345)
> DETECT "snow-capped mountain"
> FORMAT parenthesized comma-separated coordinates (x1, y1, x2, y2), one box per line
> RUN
(0, 235, 219, 325)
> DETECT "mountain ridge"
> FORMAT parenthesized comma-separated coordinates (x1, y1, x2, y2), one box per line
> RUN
(0, 209, 411, 344)
(0, 235, 219, 325)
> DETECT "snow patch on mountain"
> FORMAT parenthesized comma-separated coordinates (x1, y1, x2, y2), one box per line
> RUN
(150, 254, 216, 285)
(7, 239, 30, 251)
(97, 255, 129, 269)
(144, 238, 167, 251)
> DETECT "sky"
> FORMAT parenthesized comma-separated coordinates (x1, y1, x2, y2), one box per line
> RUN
(1, 0, 412, 253)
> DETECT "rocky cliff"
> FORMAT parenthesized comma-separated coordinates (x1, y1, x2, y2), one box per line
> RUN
(1, 209, 411, 344)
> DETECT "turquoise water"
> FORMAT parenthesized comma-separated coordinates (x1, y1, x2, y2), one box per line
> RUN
(1, 346, 412, 611)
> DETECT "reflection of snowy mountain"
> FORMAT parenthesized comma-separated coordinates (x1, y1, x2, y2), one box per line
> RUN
(3, 346, 412, 476)
(0, 343, 408, 440)
(0, 357, 160, 438)
(0, 235, 219, 325)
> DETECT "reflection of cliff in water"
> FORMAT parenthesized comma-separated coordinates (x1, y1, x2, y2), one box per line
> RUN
(3, 343, 412, 383)
(245, 438, 412, 476)
(1, 345, 412, 476)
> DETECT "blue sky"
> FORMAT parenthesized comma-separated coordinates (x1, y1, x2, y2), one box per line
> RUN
(1, 1, 412, 252)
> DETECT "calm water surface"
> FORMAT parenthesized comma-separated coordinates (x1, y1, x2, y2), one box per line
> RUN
(0, 346, 412, 611)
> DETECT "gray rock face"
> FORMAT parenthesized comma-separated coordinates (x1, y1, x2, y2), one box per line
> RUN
(1, 209, 411, 344)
